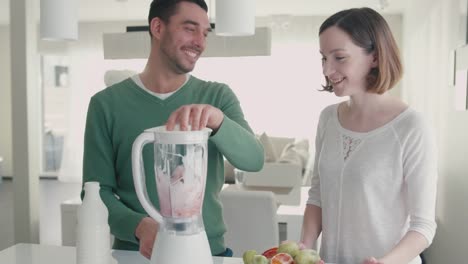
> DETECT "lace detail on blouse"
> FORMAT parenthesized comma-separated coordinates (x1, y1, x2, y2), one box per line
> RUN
(342, 134, 362, 161)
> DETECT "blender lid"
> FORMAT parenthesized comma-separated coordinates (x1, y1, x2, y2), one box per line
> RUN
(146, 125, 212, 144)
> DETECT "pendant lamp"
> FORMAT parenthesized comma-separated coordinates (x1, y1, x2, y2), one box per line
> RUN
(40, 0, 78, 41)
(215, 0, 255, 36)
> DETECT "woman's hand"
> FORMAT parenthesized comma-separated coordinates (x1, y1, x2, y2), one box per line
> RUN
(362, 257, 384, 264)
(296, 241, 307, 250)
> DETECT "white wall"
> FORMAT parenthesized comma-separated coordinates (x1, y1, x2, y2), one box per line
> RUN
(0, 25, 12, 177)
(401, 0, 468, 262)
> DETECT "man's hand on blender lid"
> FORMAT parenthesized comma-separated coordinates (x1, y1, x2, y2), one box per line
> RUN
(166, 104, 224, 131)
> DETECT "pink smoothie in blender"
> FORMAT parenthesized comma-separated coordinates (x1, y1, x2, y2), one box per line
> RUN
(132, 126, 213, 264)
(155, 144, 207, 219)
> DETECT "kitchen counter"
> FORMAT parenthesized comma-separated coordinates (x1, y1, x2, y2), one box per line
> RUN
(0, 243, 244, 264)
(62, 186, 312, 246)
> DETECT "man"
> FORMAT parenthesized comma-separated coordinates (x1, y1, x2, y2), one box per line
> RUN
(82, 0, 264, 259)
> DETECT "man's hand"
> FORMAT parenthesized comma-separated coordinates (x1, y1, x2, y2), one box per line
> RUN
(166, 104, 224, 131)
(135, 217, 159, 259)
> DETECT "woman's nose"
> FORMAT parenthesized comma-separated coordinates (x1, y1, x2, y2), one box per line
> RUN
(322, 61, 335, 77)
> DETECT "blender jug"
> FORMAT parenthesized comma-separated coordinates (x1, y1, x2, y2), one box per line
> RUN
(132, 125, 213, 264)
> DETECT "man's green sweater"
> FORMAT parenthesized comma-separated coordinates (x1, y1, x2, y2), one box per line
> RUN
(82, 76, 264, 255)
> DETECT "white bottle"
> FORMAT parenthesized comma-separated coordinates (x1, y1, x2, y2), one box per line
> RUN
(76, 181, 111, 264)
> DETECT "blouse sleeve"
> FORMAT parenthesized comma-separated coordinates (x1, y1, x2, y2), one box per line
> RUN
(307, 107, 331, 207)
(401, 114, 438, 245)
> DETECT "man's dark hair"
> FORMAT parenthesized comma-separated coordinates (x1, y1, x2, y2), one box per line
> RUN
(148, 0, 208, 37)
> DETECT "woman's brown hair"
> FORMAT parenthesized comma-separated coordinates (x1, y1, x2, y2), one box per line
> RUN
(319, 7, 402, 94)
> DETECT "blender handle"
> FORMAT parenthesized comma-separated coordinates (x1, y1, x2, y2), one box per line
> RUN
(132, 131, 164, 223)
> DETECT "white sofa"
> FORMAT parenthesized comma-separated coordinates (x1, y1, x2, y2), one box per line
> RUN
(224, 133, 311, 206)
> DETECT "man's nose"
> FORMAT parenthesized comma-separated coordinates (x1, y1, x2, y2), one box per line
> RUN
(193, 31, 206, 50)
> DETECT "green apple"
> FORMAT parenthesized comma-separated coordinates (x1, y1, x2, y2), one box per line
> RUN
(252, 254, 268, 264)
(277, 241, 300, 258)
(242, 250, 257, 264)
(294, 250, 321, 264)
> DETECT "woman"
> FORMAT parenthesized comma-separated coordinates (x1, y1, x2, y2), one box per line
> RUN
(301, 7, 437, 264)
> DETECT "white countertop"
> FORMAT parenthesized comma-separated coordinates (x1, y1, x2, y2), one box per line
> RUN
(60, 185, 311, 249)
(0, 244, 244, 264)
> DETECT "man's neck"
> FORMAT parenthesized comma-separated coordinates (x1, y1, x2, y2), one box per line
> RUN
(140, 58, 188, 94)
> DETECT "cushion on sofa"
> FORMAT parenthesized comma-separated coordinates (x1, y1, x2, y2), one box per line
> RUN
(223, 133, 310, 184)
(277, 138, 309, 171)
(258, 132, 278, 162)
(224, 132, 278, 183)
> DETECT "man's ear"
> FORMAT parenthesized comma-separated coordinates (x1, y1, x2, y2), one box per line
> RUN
(150, 17, 163, 40)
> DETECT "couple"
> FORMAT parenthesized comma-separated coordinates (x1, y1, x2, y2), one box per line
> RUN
(82, 1, 437, 264)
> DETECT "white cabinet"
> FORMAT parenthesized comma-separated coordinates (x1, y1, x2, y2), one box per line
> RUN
(60, 197, 80, 246)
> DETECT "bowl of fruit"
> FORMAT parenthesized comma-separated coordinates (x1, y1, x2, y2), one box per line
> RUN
(242, 241, 324, 264)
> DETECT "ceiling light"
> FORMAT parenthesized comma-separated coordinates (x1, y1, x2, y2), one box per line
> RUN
(40, 0, 78, 41)
(215, 0, 255, 36)
(378, 0, 389, 10)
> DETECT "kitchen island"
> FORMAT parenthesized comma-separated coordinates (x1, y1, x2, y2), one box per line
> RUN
(0, 243, 244, 264)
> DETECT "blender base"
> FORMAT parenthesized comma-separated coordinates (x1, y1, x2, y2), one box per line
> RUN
(150, 230, 213, 264)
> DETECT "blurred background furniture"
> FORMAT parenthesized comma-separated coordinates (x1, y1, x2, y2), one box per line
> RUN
(43, 129, 64, 173)
(220, 187, 279, 257)
(0, 156, 3, 183)
(225, 133, 311, 206)
(60, 197, 80, 246)
(234, 164, 302, 205)
(276, 186, 311, 243)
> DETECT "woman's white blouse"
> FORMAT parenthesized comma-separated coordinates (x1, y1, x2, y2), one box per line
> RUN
(307, 104, 438, 264)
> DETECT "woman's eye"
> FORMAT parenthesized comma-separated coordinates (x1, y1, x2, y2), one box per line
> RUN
(336, 56, 345, 61)
(321, 57, 326, 62)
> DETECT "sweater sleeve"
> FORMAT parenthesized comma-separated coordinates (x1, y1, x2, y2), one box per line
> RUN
(400, 114, 438, 245)
(82, 96, 146, 244)
(209, 85, 264, 172)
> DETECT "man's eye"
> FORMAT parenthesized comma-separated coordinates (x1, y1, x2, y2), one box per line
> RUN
(321, 57, 326, 62)
(186, 27, 195, 32)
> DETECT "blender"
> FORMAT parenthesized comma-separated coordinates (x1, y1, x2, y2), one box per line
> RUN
(132, 125, 213, 264)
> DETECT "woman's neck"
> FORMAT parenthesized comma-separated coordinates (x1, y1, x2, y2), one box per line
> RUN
(346, 93, 389, 117)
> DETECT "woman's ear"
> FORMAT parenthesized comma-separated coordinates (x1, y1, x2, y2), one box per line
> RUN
(150, 17, 163, 40)
(371, 53, 378, 68)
